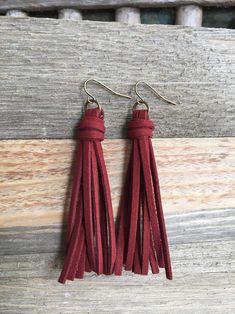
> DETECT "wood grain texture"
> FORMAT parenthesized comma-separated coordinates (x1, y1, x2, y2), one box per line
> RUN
(0, 138, 234, 227)
(0, 18, 234, 139)
(1, 239, 234, 279)
(0, 273, 234, 314)
(0, 0, 234, 12)
(0, 136, 234, 312)
(0, 208, 234, 312)
(1, 208, 234, 256)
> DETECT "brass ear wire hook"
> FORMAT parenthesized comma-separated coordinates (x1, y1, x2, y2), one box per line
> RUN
(134, 81, 178, 112)
(84, 79, 132, 110)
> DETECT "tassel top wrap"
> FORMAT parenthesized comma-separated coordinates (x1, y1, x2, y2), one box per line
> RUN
(78, 108, 105, 141)
(128, 110, 154, 139)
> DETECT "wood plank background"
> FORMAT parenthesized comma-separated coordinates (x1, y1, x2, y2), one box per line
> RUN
(0, 17, 234, 314)
(0, 18, 235, 139)
(0, 0, 235, 12)
(0, 137, 235, 312)
(0, 138, 234, 227)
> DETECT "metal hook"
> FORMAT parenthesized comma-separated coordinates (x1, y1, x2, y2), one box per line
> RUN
(134, 81, 178, 111)
(84, 78, 131, 110)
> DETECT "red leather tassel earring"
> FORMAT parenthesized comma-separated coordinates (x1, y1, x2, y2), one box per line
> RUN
(115, 81, 177, 279)
(59, 79, 131, 283)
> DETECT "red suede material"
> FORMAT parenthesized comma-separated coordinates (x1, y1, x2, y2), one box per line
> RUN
(115, 109, 172, 279)
(58, 108, 116, 283)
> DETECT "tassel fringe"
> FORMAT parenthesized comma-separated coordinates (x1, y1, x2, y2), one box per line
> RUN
(58, 108, 116, 283)
(115, 109, 172, 279)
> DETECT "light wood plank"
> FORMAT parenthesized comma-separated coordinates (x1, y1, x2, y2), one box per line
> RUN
(0, 0, 234, 12)
(0, 138, 234, 227)
(0, 18, 235, 139)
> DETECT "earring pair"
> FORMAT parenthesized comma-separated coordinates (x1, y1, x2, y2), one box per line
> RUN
(58, 79, 175, 283)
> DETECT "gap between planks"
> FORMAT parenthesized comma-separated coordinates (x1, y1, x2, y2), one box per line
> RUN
(0, 0, 234, 12)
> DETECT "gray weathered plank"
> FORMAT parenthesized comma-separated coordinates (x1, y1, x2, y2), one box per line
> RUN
(0, 274, 234, 313)
(1, 240, 234, 279)
(1, 208, 234, 256)
(0, 18, 235, 139)
(1, 208, 234, 281)
(1, 208, 234, 284)
(0, 0, 234, 12)
(0, 206, 234, 312)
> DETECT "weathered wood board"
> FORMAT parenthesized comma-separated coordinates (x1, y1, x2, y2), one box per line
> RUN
(0, 137, 234, 312)
(0, 0, 235, 12)
(1, 138, 234, 227)
(0, 15, 234, 314)
(0, 273, 234, 313)
(0, 18, 235, 139)
(1, 208, 234, 258)
(0, 207, 234, 313)
(1, 140, 235, 314)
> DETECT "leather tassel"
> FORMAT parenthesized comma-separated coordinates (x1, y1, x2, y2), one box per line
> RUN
(58, 108, 116, 283)
(115, 109, 172, 279)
